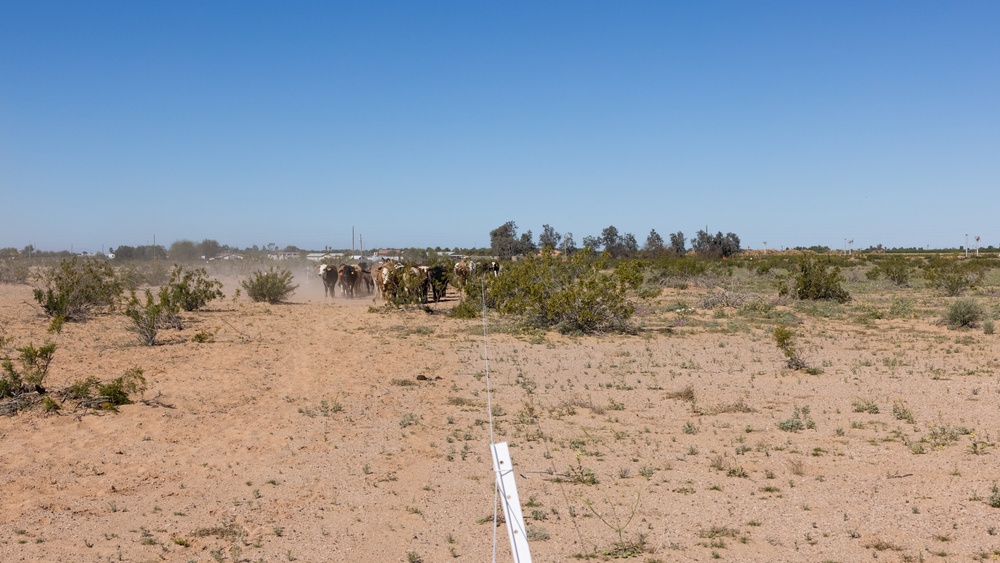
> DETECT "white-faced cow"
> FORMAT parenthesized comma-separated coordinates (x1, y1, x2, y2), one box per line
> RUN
(319, 264, 338, 298)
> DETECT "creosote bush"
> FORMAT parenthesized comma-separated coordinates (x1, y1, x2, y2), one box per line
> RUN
(1, 341, 56, 397)
(773, 324, 807, 370)
(241, 267, 298, 304)
(164, 265, 224, 311)
(32, 257, 124, 323)
(865, 255, 913, 286)
(65, 367, 147, 408)
(124, 288, 179, 346)
(946, 298, 984, 329)
(454, 252, 643, 334)
(923, 257, 987, 296)
(786, 257, 850, 303)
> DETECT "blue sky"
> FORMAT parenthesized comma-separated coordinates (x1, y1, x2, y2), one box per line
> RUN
(2, 1, 998, 253)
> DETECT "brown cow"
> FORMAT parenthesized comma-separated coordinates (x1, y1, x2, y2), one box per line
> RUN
(337, 264, 362, 298)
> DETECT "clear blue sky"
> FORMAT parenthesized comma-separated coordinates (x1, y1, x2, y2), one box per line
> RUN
(2, 1, 998, 253)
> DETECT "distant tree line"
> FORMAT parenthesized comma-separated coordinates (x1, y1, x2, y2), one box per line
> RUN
(489, 221, 740, 259)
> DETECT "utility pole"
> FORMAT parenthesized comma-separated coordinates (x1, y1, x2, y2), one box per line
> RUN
(976, 235, 980, 256)
(965, 234, 969, 258)
(352, 227, 355, 255)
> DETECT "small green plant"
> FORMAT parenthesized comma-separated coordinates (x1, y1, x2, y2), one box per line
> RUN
(892, 400, 915, 423)
(123, 289, 178, 346)
(852, 398, 879, 414)
(241, 267, 298, 304)
(773, 324, 807, 370)
(563, 457, 599, 485)
(777, 405, 814, 432)
(63, 367, 147, 410)
(988, 483, 1000, 509)
(985, 318, 995, 335)
(1, 341, 56, 398)
(946, 298, 984, 329)
(585, 494, 647, 557)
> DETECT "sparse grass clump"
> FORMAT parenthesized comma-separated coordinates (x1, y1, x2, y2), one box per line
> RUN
(892, 400, 915, 423)
(852, 398, 879, 414)
(241, 267, 298, 304)
(778, 406, 815, 432)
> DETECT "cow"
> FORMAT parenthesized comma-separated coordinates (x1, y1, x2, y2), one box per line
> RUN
(358, 261, 375, 295)
(427, 264, 449, 302)
(377, 262, 401, 301)
(319, 264, 338, 298)
(454, 259, 471, 288)
(489, 260, 501, 277)
(406, 265, 431, 303)
(338, 264, 362, 298)
(360, 268, 375, 295)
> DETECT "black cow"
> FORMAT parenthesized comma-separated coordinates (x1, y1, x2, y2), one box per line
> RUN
(427, 265, 449, 302)
(319, 264, 338, 298)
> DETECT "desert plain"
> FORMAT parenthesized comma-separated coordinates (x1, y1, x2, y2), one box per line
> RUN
(2, 264, 1000, 563)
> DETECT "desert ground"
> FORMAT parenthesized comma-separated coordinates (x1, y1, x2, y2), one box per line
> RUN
(2, 265, 1000, 563)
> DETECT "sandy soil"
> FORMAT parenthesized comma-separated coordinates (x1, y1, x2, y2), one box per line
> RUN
(2, 271, 1000, 562)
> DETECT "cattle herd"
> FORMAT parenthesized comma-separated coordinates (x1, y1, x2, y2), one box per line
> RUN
(318, 258, 500, 303)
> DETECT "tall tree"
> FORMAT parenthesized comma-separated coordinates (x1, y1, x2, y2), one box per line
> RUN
(539, 224, 561, 249)
(490, 221, 519, 258)
(622, 233, 639, 256)
(199, 239, 222, 260)
(669, 231, 686, 256)
(169, 240, 200, 261)
(644, 229, 666, 255)
(562, 232, 576, 255)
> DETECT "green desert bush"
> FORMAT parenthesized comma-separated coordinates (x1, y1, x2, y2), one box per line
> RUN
(456, 252, 644, 334)
(123, 288, 180, 346)
(946, 298, 984, 329)
(32, 257, 124, 322)
(62, 367, 147, 408)
(786, 257, 850, 303)
(241, 267, 298, 304)
(164, 265, 224, 311)
(865, 255, 913, 286)
(923, 257, 987, 296)
(1, 341, 56, 397)
(773, 324, 807, 370)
